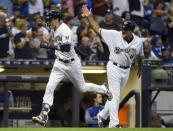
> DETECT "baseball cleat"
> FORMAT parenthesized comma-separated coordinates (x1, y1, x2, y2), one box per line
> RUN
(32, 114, 48, 126)
(113, 124, 122, 128)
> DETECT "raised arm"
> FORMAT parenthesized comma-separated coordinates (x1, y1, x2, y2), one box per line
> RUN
(82, 5, 101, 35)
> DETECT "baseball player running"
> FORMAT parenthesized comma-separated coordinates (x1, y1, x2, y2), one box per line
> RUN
(82, 6, 144, 128)
(32, 10, 112, 126)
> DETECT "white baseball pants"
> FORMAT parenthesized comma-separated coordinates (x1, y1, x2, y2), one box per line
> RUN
(98, 61, 130, 127)
(43, 57, 107, 106)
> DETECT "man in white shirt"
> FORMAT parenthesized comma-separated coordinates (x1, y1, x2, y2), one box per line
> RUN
(82, 6, 144, 128)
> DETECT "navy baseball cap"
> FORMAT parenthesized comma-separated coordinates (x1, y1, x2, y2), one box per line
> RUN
(152, 34, 160, 42)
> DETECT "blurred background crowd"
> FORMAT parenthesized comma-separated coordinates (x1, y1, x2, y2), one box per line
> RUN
(0, 0, 173, 64)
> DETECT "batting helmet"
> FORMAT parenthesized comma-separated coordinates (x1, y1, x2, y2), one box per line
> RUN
(44, 10, 61, 22)
(122, 20, 135, 31)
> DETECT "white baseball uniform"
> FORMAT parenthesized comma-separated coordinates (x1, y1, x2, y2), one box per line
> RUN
(43, 23, 107, 106)
(98, 29, 144, 127)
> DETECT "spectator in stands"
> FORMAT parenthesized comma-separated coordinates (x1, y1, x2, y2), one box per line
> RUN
(0, 6, 7, 14)
(85, 93, 104, 127)
(99, 9, 121, 30)
(1, 0, 173, 62)
(130, 0, 145, 26)
(43, 0, 51, 9)
(32, 13, 49, 36)
(29, 12, 40, 29)
(0, 12, 11, 59)
(0, 0, 13, 16)
(44, 0, 61, 10)
(11, 18, 21, 36)
(74, 0, 87, 16)
(13, 0, 29, 17)
(88, 30, 104, 61)
(13, 6, 21, 18)
(62, 0, 75, 16)
(14, 19, 34, 59)
(77, 15, 91, 46)
(122, 11, 131, 21)
(144, 42, 152, 59)
(162, 48, 173, 64)
(151, 34, 165, 60)
(92, 0, 109, 19)
(30, 26, 48, 59)
(144, 0, 156, 24)
(0, 82, 14, 107)
(150, 1, 168, 36)
(28, 0, 44, 16)
(167, 7, 173, 47)
(78, 36, 93, 61)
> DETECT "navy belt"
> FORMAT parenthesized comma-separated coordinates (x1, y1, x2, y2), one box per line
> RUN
(112, 62, 130, 69)
(58, 58, 75, 63)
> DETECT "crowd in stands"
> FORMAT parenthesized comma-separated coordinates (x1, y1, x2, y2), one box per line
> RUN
(0, 0, 173, 64)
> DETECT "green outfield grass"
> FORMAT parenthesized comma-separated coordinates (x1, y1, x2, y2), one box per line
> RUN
(0, 128, 173, 131)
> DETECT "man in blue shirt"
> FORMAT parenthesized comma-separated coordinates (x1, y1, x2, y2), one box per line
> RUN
(151, 34, 165, 59)
(0, 82, 14, 107)
(85, 93, 104, 127)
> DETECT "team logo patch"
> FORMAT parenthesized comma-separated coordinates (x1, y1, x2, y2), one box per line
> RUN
(114, 47, 137, 59)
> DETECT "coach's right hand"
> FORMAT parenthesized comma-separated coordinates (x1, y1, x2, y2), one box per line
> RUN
(81, 5, 91, 17)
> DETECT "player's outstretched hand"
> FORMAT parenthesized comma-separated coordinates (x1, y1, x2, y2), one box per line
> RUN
(81, 5, 91, 17)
